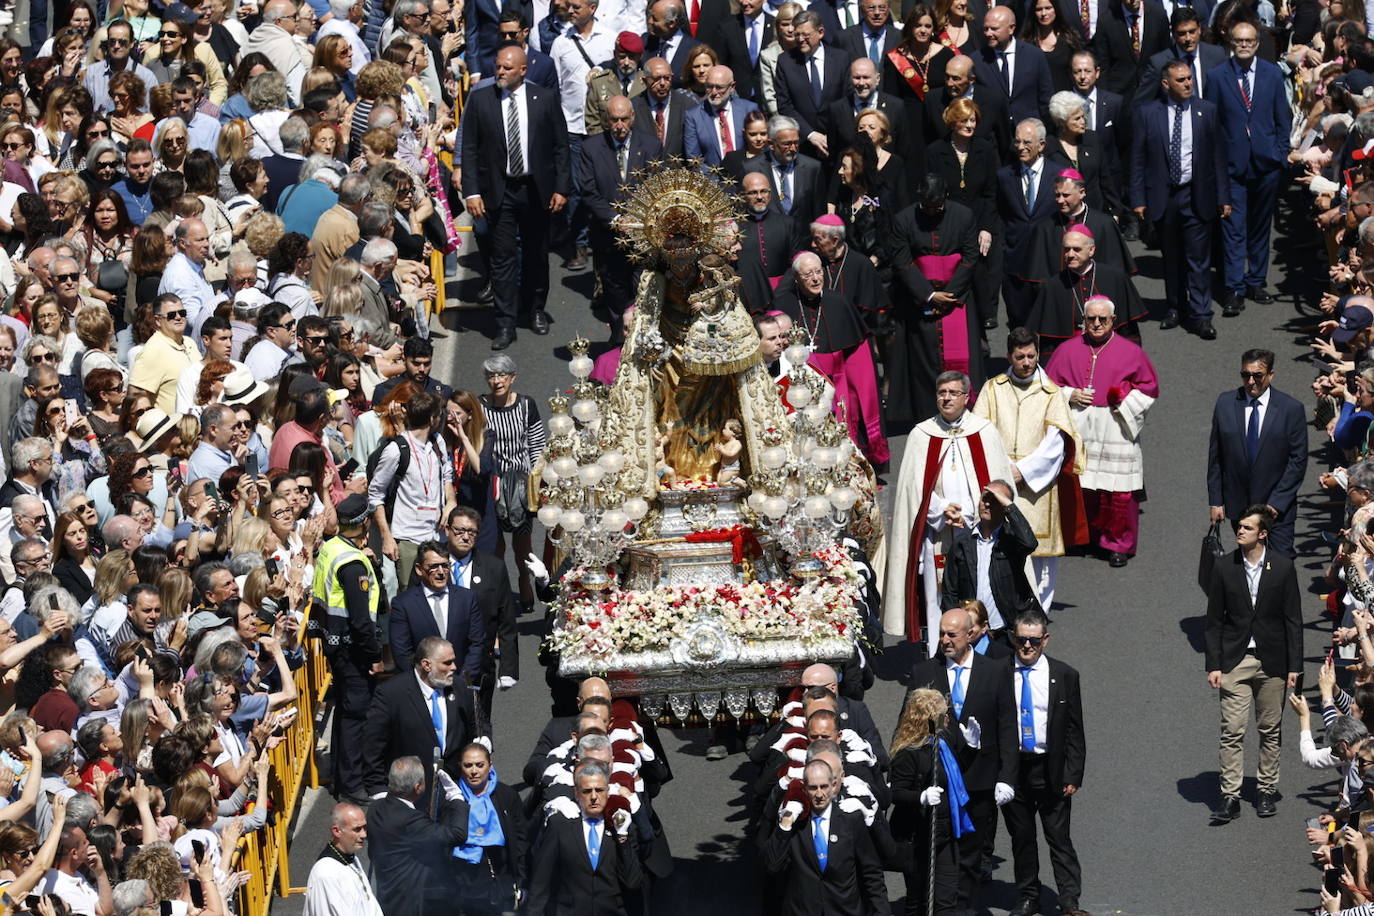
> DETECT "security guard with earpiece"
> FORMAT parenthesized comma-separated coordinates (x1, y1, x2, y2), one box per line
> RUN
(312, 493, 385, 804)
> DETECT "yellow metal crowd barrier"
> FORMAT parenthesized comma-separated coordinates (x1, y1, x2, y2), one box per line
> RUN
(229, 639, 334, 916)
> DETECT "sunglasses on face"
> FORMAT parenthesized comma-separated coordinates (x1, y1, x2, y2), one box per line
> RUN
(87, 128, 109, 138)
(1, 143, 21, 151)
(1013, 635, 1044, 647)
(107, 37, 130, 45)
(159, 30, 181, 37)
(160, 309, 188, 320)
(96, 159, 119, 169)
(132, 466, 152, 478)
(45, 406, 64, 416)
(54, 272, 78, 282)
(30, 353, 55, 363)
(72, 501, 94, 511)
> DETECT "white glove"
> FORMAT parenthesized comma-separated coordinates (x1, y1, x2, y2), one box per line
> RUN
(612, 809, 631, 836)
(526, 553, 549, 584)
(435, 769, 463, 801)
(476, 735, 493, 753)
(960, 716, 982, 749)
(779, 799, 803, 826)
(994, 782, 1015, 806)
(920, 786, 944, 807)
(498, 676, 517, 690)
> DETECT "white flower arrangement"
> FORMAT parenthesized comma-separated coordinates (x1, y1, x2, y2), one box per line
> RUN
(549, 545, 864, 662)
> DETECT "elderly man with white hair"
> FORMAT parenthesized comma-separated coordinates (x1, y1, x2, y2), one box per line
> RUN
(243, 0, 311, 104)
(1045, 296, 1159, 568)
(0, 493, 48, 582)
(157, 219, 225, 339)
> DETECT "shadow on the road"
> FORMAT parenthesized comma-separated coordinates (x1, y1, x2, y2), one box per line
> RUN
(1179, 615, 1207, 655)
(1177, 770, 1223, 808)
(874, 639, 921, 684)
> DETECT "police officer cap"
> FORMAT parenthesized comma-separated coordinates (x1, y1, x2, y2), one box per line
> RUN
(337, 494, 369, 525)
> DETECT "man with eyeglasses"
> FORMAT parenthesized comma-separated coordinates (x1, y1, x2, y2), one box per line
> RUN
(997, 119, 1058, 329)
(111, 139, 155, 226)
(683, 65, 759, 168)
(244, 0, 310, 103)
(0, 437, 57, 522)
(0, 493, 51, 582)
(130, 294, 200, 415)
(1044, 296, 1160, 568)
(158, 218, 226, 340)
(8, 366, 59, 456)
(50, 257, 101, 317)
(998, 609, 1087, 916)
(1207, 349, 1308, 558)
(382, 0, 445, 103)
(84, 20, 158, 114)
(389, 542, 484, 682)
(740, 116, 823, 227)
(0, 538, 52, 628)
(445, 505, 518, 725)
(631, 57, 696, 159)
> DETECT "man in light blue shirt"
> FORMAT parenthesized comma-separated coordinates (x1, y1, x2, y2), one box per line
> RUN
(83, 21, 159, 114)
(159, 76, 223, 151)
(186, 404, 240, 485)
(159, 218, 225, 338)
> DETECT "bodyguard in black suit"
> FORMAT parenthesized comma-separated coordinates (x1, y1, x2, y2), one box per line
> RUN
(445, 506, 519, 731)
(460, 45, 571, 350)
(1204, 507, 1302, 821)
(1002, 610, 1088, 916)
(907, 608, 1018, 911)
(760, 760, 892, 916)
(775, 11, 850, 157)
(941, 482, 1043, 625)
(360, 637, 476, 811)
(366, 756, 471, 916)
(526, 763, 643, 916)
(632, 59, 698, 158)
(971, 7, 1054, 126)
(821, 58, 918, 169)
(389, 542, 486, 678)
(1129, 59, 1230, 337)
(583, 97, 661, 335)
(697, 2, 770, 102)
(1093, 0, 1169, 98)
(1206, 350, 1308, 557)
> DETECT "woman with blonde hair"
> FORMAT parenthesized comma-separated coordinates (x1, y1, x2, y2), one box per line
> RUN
(152, 117, 189, 173)
(214, 119, 256, 198)
(230, 516, 275, 558)
(324, 257, 362, 297)
(321, 281, 363, 319)
(75, 305, 121, 380)
(890, 687, 966, 916)
(157, 566, 194, 621)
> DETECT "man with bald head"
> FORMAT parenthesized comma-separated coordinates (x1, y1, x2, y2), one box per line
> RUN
(158, 217, 224, 338)
(462, 41, 571, 351)
(632, 56, 698, 157)
(643, 0, 698, 79)
(303, 802, 382, 916)
(972, 5, 1053, 126)
(582, 94, 661, 343)
(822, 56, 915, 170)
(684, 64, 760, 167)
(736, 172, 801, 312)
(244, 0, 311, 104)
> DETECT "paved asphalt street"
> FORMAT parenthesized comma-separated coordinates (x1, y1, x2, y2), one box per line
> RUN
(273, 201, 1338, 916)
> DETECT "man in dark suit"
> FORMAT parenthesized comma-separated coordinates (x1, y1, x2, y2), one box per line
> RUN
(1069, 50, 1124, 176)
(467, 0, 532, 78)
(388, 542, 486, 679)
(697, 0, 771, 102)
(774, 10, 849, 158)
(940, 481, 1043, 627)
(1207, 349, 1309, 557)
(360, 637, 476, 811)
(445, 506, 519, 728)
(822, 57, 916, 169)
(460, 45, 570, 351)
(1204, 506, 1303, 821)
(632, 56, 698, 157)
(500, 11, 561, 90)
(1001, 610, 1088, 916)
(924, 54, 1011, 161)
(683, 65, 761, 166)
(996, 118, 1060, 327)
(527, 762, 643, 915)
(972, 5, 1054, 127)
(1092, 0, 1169, 99)
(367, 756, 471, 916)
(760, 759, 892, 916)
(839, 0, 900, 72)
(743, 117, 826, 227)
(907, 608, 1018, 911)
(642, 0, 699, 81)
(1132, 8, 1227, 110)
(1203, 21, 1289, 311)
(1130, 59, 1230, 338)
(584, 96, 662, 338)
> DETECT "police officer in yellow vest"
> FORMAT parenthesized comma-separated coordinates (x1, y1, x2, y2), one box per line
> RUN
(312, 493, 385, 803)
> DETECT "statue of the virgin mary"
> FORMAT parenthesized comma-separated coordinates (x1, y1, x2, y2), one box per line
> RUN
(602, 165, 793, 496)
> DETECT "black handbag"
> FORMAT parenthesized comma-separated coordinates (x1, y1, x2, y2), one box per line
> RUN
(96, 258, 128, 294)
(494, 468, 529, 532)
(1198, 521, 1227, 593)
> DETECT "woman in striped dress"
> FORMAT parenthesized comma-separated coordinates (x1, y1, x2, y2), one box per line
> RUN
(481, 355, 546, 615)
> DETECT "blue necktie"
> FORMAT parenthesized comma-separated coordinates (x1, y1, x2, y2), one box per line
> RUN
(748, 17, 759, 66)
(1246, 398, 1260, 462)
(812, 814, 828, 871)
(780, 163, 794, 213)
(867, 31, 881, 66)
(1169, 103, 1184, 185)
(429, 689, 444, 753)
(586, 819, 602, 869)
(951, 665, 966, 718)
(1018, 667, 1036, 752)
(809, 55, 822, 108)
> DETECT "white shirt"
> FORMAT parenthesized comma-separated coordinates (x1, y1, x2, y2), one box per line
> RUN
(302, 855, 383, 916)
(551, 20, 616, 133)
(37, 870, 99, 916)
(1014, 654, 1050, 754)
(1168, 100, 1194, 184)
(244, 338, 299, 380)
(503, 84, 532, 178)
(974, 525, 1006, 629)
(175, 358, 247, 416)
(159, 252, 224, 338)
(944, 650, 975, 698)
(1243, 546, 1265, 649)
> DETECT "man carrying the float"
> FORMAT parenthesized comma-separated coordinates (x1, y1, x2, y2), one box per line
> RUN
(973, 326, 1086, 610)
(1044, 295, 1160, 569)
(883, 371, 1014, 654)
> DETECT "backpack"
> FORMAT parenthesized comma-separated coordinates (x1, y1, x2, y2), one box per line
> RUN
(364, 435, 411, 519)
